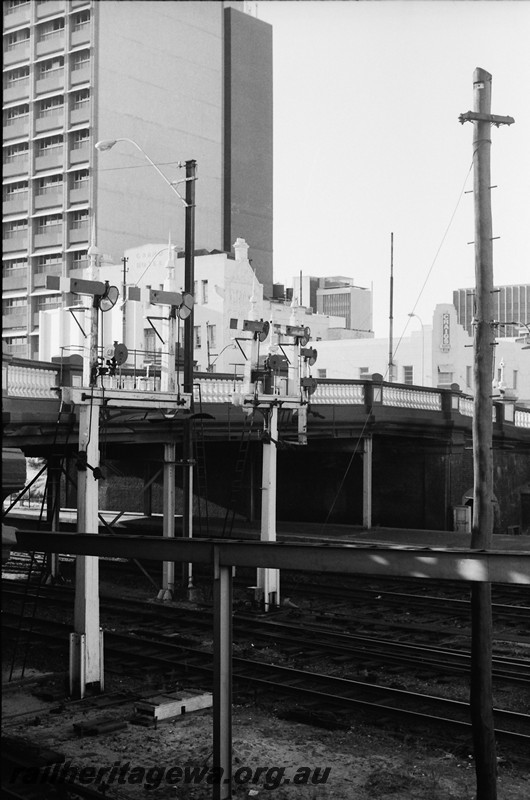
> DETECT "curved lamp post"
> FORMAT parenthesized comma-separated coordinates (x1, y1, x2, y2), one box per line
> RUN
(95, 138, 189, 206)
(408, 312, 425, 385)
(96, 138, 197, 600)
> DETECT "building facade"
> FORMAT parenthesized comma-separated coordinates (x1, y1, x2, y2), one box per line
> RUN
(314, 303, 530, 405)
(38, 238, 347, 375)
(453, 284, 529, 338)
(3, 0, 273, 358)
(291, 274, 373, 338)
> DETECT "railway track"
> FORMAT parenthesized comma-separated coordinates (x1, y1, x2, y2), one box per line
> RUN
(3, 553, 530, 632)
(3, 582, 529, 686)
(2, 610, 530, 747)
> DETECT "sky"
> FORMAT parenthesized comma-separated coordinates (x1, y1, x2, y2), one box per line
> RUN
(255, 0, 530, 337)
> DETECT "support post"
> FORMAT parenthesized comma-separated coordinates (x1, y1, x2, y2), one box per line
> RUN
(45, 455, 61, 582)
(158, 442, 176, 600)
(213, 555, 232, 800)
(73, 400, 103, 697)
(257, 405, 280, 610)
(362, 436, 373, 529)
(463, 66, 513, 800)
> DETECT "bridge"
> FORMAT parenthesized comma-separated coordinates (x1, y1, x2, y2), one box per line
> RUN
(3, 354, 530, 534)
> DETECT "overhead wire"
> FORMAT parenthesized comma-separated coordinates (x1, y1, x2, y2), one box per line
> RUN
(390, 158, 475, 369)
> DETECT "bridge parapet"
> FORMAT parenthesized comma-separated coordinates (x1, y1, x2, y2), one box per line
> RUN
(3, 355, 530, 431)
(3, 359, 58, 399)
(312, 382, 364, 405)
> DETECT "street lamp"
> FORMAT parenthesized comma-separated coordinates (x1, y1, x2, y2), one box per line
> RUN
(408, 312, 425, 385)
(95, 138, 189, 206)
(96, 138, 197, 598)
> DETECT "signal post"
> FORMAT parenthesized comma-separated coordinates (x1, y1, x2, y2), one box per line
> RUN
(47, 275, 193, 697)
(233, 318, 317, 610)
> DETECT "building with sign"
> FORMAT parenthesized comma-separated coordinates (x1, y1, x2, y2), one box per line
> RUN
(314, 303, 530, 405)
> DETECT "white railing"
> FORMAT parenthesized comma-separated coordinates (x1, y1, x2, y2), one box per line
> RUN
(4, 359, 530, 430)
(313, 382, 365, 405)
(515, 409, 530, 428)
(6, 364, 58, 398)
(382, 386, 442, 411)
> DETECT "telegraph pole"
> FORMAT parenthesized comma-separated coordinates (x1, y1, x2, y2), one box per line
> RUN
(388, 233, 394, 382)
(459, 68, 514, 800)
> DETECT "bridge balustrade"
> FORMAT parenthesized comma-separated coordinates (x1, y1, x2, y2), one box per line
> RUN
(3, 356, 530, 431)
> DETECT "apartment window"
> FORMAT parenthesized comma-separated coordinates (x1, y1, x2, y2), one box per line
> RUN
(35, 253, 61, 273)
(35, 295, 61, 311)
(206, 324, 216, 349)
(4, 180, 28, 198)
(317, 369, 327, 379)
(5, 66, 30, 87)
(513, 370, 518, 390)
(71, 50, 90, 70)
(403, 365, 414, 385)
(359, 367, 369, 378)
(71, 89, 89, 108)
(36, 213, 62, 233)
(71, 169, 88, 188)
(37, 134, 63, 152)
(72, 10, 90, 30)
(35, 174, 63, 194)
(37, 18, 65, 40)
(4, 142, 29, 162)
(4, 297, 27, 312)
(38, 56, 64, 75)
(37, 95, 64, 116)
(6, 29, 30, 48)
(194, 326, 202, 348)
(4, 105, 30, 129)
(5, 336, 26, 348)
(3, 259, 27, 276)
(6, 0, 30, 11)
(438, 371, 453, 384)
(4, 219, 28, 237)
(466, 365, 473, 388)
(201, 280, 208, 304)
(70, 250, 87, 269)
(71, 129, 89, 149)
(71, 209, 88, 228)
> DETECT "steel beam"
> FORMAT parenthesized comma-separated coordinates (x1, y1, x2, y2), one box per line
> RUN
(15, 532, 530, 584)
(213, 554, 232, 800)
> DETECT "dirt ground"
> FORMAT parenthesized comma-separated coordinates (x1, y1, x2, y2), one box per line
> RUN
(2, 671, 529, 800)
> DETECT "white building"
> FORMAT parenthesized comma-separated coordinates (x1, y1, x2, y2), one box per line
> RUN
(314, 303, 530, 405)
(38, 238, 346, 374)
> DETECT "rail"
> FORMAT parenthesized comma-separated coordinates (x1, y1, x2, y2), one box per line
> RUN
(3, 355, 530, 429)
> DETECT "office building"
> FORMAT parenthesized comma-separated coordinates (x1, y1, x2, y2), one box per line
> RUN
(3, 0, 273, 358)
(453, 284, 529, 338)
(291, 274, 373, 337)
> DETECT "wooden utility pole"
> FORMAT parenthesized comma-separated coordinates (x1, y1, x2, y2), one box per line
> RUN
(459, 68, 514, 800)
(388, 232, 394, 382)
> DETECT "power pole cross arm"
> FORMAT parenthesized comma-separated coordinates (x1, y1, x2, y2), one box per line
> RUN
(458, 111, 515, 127)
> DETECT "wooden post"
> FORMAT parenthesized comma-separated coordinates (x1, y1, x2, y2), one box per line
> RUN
(461, 67, 514, 800)
(470, 68, 496, 800)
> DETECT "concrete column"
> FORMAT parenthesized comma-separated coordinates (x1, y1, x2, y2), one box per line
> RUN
(158, 442, 176, 600)
(257, 406, 280, 610)
(363, 436, 373, 529)
(72, 401, 103, 697)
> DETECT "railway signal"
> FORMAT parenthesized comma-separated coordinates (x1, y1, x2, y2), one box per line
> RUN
(231, 317, 318, 610)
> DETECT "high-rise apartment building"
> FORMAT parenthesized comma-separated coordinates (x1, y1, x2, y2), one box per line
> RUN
(453, 284, 529, 338)
(3, 0, 272, 358)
